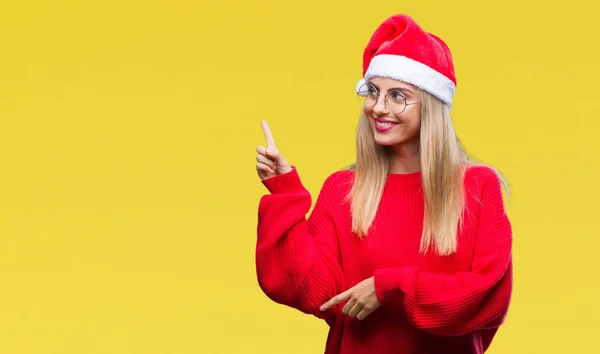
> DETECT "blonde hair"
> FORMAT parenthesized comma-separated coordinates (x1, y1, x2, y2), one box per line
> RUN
(346, 88, 508, 256)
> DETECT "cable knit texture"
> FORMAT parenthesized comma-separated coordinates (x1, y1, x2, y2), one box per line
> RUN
(256, 165, 512, 354)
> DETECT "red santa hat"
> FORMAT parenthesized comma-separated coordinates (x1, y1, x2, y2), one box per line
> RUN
(356, 14, 457, 108)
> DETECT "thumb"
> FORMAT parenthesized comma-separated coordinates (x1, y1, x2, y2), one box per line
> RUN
(265, 149, 286, 164)
(266, 149, 292, 174)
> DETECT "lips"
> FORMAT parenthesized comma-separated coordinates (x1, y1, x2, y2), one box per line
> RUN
(373, 117, 399, 132)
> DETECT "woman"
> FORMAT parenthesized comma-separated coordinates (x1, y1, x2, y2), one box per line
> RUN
(254, 14, 512, 354)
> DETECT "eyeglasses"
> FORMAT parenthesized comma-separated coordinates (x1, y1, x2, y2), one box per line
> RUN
(357, 83, 419, 114)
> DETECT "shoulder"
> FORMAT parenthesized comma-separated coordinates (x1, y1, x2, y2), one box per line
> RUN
(317, 168, 355, 201)
(463, 163, 503, 189)
(324, 168, 355, 185)
(463, 163, 509, 210)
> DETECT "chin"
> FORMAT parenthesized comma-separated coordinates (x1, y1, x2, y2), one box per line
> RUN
(373, 132, 403, 146)
(373, 138, 398, 146)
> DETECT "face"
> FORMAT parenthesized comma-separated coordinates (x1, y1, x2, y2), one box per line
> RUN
(363, 77, 421, 149)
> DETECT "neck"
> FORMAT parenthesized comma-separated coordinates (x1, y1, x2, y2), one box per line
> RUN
(388, 142, 420, 174)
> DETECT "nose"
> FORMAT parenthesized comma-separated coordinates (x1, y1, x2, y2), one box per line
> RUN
(372, 93, 389, 115)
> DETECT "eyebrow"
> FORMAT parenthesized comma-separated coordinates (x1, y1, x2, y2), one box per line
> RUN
(368, 82, 414, 95)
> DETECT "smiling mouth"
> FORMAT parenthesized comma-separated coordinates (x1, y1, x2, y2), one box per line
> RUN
(375, 121, 397, 128)
(372, 118, 399, 132)
(373, 117, 399, 128)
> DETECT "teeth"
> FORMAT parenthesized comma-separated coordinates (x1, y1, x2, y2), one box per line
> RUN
(376, 121, 395, 127)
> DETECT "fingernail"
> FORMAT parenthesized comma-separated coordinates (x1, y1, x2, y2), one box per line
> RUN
(266, 149, 272, 155)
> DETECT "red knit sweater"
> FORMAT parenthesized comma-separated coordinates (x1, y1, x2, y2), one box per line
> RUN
(256, 165, 513, 354)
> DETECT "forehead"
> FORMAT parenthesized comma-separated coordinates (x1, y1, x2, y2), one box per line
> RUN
(368, 77, 416, 91)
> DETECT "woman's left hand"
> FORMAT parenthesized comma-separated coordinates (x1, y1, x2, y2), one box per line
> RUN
(320, 276, 381, 320)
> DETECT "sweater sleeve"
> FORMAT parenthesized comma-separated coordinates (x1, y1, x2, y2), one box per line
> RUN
(256, 167, 344, 322)
(373, 170, 513, 336)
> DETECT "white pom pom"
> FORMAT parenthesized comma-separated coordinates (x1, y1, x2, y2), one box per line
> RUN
(355, 78, 367, 96)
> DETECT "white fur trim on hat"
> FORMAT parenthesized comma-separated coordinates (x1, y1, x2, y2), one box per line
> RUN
(355, 54, 456, 108)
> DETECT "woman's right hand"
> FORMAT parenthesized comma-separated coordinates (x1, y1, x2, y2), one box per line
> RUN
(256, 120, 293, 181)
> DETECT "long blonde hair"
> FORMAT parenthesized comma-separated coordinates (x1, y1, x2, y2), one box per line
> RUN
(347, 88, 508, 256)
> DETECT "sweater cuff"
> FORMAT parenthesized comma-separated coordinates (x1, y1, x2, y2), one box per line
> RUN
(374, 267, 417, 304)
(261, 166, 306, 194)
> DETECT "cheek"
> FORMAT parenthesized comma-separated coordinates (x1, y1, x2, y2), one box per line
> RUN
(409, 117, 421, 132)
(400, 112, 421, 131)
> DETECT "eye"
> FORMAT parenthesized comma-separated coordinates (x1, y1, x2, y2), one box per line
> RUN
(390, 90, 406, 102)
(367, 86, 378, 97)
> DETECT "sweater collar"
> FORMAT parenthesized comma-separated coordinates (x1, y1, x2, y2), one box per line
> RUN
(386, 171, 422, 185)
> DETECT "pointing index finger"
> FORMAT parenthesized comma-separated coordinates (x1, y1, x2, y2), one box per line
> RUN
(320, 290, 351, 311)
(261, 120, 277, 150)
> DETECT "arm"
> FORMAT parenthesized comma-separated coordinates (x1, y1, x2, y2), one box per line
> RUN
(256, 167, 344, 322)
(373, 170, 513, 336)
